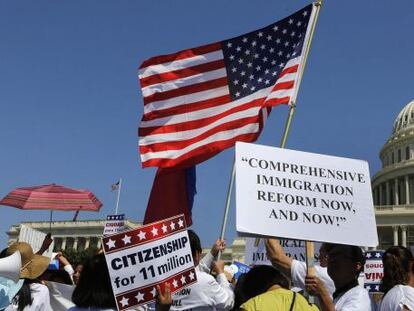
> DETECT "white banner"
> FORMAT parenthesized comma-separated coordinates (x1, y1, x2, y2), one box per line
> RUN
(244, 237, 321, 266)
(236, 142, 378, 247)
(103, 214, 125, 236)
(19, 225, 54, 258)
(102, 215, 196, 311)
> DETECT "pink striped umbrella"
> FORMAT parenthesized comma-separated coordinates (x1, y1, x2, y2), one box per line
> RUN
(0, 184, 103, 211)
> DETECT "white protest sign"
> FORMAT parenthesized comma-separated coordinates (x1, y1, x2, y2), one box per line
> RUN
(19, 225, 54, 258)
(364, 250, 384, 292)
(102, 215, 196, 311)
(244, 237, 321, 266)
(103, 214, 125, 236)
(236, 142, 378, 247)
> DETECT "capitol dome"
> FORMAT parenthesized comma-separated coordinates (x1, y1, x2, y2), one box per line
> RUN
(372, 99, 414, 249)
(393, 100, 414, 134)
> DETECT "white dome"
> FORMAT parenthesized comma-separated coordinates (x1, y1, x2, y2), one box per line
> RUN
(393, 100, 414, 134)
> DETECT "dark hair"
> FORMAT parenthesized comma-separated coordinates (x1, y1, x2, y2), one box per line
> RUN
(380, 246, 413, 294)
(12, 279, 35, 311)
(71, 253, 116, 309)
(234, 265, 289, 308)
(329, 244, 365, 271)
(188, 230, 202, 257)
(40, 269, 74, 285)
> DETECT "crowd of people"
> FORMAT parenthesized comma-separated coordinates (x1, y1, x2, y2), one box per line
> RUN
(0, 230, 413, 311)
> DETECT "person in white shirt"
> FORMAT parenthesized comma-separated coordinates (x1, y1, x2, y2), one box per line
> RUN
(170, 230, 234, 311)
(379, 246, 414, 311)
(264, 239, 336, 298)
(305, 244, 372, 311)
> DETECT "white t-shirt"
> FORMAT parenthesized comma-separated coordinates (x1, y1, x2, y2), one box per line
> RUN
(171, 270, 234, 311)
(291, 259, 336, 297)
(170, 253, 234, 311)
(45, 281, 75, 311)
(334, 285, 372, 311)
(4, 283, 52, 311)
(380, 285, 414, 311)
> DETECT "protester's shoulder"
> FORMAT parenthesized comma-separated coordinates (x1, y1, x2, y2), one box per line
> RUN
(30, 282, 50, 293)
(196, 269, 217, 285)
(337, 285, 371, 310)
(382, 285, 414, 308)
(292, 259, 306, 270)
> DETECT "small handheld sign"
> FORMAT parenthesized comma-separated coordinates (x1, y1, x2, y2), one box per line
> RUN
(102, 214, 196, 311)
(103, 214, 125, 236)
(364, 250, 384, 292)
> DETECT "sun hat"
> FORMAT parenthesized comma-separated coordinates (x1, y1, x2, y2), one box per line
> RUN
(6, 242, 50, 280)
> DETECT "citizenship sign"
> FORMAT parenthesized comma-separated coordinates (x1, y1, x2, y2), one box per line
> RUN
(103, 214, 125, 236)
(236, 142, 378, 247)
(102, 215, 196, 311)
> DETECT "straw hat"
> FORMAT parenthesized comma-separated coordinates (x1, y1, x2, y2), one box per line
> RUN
(6, 242, 50, 280)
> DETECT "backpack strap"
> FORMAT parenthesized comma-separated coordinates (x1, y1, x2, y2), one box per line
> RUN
(289, 292, 297, 311)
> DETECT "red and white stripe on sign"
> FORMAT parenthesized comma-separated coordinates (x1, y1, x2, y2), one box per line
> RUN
(116, 267, 197, 311)
(102, 214, 187, 254)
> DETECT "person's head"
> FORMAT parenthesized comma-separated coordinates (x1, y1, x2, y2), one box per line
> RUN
(71, 253, 116, 309)
(6, 242, 49, 280)
(327, 244, 365, 288)
(380, 246, 414, 294)
(73, 264, 83, 285)
(188, 230, 202, 265)
(319, 243, 333, 268)
(234, 265, 289, 308)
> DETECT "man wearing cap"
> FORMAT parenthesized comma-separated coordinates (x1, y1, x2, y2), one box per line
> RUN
(305, 244, 372, 311)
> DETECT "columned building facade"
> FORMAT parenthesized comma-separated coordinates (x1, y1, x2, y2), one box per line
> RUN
(372, 100, 414, 249)
(7, 219, 142, 251)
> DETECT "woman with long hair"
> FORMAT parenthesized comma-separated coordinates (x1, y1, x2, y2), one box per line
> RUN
(3, 242, 52, 311)
(380, 246, 414, 311)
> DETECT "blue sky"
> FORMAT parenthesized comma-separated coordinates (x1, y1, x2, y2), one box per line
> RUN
(1, 0, 413, 248)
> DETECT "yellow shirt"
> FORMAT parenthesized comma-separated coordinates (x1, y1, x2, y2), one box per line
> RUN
(241, 288, 319, 311)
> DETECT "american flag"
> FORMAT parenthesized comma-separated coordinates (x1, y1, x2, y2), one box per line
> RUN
(138, 4, 315, 168)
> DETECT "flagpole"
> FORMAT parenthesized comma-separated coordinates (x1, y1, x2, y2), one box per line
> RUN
(280, 0, 323, 149)
(115, 178, 122, 215)
(219, 0, 323, 259)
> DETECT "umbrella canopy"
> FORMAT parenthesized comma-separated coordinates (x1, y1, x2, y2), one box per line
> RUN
(0, 184, 102, 211)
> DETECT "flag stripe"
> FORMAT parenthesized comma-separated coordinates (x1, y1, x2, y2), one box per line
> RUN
(142, 94, 231, 122)
(144, 86, 230, 113)
(140, 115, 261, 153)
(140, 104, 263, 145)
(141, 132, 260, 168)
(139, 42, 221, 70)
(143, 77, 228, 105)
(141, 67, 227, 97)
(140, 101, 263, 137)
(140, 59, 226, 88)
(139, 50, 223, 79)
(141, 122, 260, 162)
